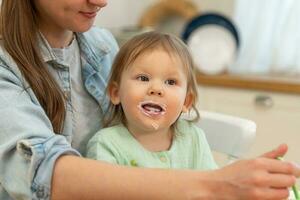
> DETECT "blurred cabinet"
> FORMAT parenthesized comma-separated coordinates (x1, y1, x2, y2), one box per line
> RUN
(197, 85, 300, 164)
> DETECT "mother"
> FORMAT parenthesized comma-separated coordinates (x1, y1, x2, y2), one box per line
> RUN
(0, 0, 299, 199)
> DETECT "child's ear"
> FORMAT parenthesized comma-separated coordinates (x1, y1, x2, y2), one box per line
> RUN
(108, 82, 120, 105)
(182, 92, 194, 113)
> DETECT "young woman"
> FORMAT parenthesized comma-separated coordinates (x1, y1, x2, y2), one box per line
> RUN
(0, 1, 299, 200)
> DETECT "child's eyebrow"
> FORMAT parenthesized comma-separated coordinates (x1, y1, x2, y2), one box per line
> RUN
(128, 65, 147, 72)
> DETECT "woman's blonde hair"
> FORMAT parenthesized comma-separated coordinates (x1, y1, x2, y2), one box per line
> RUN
(104, 31, 200, 127)
(0, 0, 66, 133)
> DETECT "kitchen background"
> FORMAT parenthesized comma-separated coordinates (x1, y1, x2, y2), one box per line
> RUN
(95, 0, 234, 29)
(94, 0, 300, 168)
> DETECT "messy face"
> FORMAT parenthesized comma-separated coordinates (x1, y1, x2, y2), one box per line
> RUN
(109, 49, 193, 135)
(34, 0, 107, 33)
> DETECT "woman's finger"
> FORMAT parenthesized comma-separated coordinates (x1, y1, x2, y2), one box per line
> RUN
(260, 157, 300, 177)
(261, 144, 288, 159)
(261, 187, 290, 200)
(264, 159, 295, 174)
(263, 173, 296, 188)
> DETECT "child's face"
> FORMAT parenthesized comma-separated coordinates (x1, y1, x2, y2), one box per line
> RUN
(109, 49, 193, 133)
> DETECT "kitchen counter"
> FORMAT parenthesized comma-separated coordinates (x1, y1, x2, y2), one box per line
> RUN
(196, 73, 300, 94)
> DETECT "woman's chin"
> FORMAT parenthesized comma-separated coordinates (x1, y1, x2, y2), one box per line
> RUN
(72, 22, 94, 33)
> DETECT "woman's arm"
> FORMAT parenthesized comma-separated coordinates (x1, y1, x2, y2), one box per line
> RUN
(0, 64, 81, 199)
(51, 155, 211, 200)
(52, 145, 300, 200)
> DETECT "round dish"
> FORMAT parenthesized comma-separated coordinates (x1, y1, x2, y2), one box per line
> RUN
(182, 13, 240, 75)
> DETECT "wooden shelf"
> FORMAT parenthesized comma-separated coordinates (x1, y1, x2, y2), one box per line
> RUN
(196, 73, 300, 94)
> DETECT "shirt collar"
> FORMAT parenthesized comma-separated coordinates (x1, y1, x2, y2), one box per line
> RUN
(38, 32, 78, 68)
(38, 32, 57, 63)
(38, 29, 112, 69)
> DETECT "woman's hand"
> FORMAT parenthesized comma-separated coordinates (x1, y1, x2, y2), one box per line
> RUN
(204, 144, 300, 200)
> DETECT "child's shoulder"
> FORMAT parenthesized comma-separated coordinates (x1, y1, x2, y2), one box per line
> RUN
(177, 118, 203, 131)
(177, 119, 206, 138)
(89, 123, 127, 143)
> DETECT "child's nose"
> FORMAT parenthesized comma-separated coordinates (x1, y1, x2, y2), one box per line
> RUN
(149, 90, 163, 96)
(148, 85, 164, 96)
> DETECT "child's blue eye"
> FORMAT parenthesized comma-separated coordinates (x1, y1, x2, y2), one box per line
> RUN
(165, 79, 176, 85)
(137, 75, 149, 81)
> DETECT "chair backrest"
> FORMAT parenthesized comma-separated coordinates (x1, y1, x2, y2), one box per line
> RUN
(196, 111, 256, 160)
(182, 110, 256, 161)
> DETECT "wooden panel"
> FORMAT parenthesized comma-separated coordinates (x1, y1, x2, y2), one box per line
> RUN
(196, 73, 300, 94)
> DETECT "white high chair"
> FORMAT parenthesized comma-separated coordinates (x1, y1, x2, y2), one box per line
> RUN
(197, 111, 256, 161)
(183, 110, 256, 162)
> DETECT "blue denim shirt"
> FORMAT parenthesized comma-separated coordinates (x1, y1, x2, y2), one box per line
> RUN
(0, 27, 118, 200)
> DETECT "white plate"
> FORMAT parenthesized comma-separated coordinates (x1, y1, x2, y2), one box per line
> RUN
(187, 25, 237, 75)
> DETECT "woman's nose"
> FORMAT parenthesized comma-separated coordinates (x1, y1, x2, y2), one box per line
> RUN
(88, 0, 107, 7)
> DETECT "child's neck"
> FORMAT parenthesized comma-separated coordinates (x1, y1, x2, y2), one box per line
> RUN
(128, 126, 173, 152)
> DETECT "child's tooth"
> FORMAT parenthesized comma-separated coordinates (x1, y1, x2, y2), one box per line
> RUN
(148, 107, 160, 112)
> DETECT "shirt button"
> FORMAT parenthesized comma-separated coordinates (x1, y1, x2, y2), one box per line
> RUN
(159, 156, 167, 162)
(36, 186, 45, 198)
(63, 90, 71, 100)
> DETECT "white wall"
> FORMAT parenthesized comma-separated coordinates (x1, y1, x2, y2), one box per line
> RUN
(95, 0, 235, 29)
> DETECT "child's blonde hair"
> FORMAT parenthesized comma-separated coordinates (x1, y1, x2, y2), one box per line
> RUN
(104, 31, 200, 128)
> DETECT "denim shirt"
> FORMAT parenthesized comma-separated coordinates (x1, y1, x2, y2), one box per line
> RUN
(0, 27, 118, 200)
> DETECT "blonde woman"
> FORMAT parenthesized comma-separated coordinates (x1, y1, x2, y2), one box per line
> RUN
(0, 1, 299, 200)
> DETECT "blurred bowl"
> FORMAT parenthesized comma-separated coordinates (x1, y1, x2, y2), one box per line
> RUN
(182, 13, 240, 75)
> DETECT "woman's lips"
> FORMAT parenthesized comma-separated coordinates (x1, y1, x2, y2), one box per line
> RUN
(79, 11, 97, 19)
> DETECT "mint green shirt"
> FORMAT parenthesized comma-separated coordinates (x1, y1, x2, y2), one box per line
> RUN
(86, 119, 218, 170)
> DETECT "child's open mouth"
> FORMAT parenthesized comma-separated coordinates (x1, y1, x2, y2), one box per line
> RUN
(138, 101, 166, 117)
